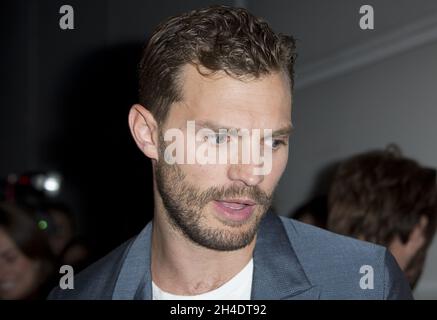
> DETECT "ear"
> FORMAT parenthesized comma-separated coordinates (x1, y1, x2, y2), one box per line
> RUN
(389, 215, 428, 269)
(128, 104, 159, 161)
(405, 215, 428, 255)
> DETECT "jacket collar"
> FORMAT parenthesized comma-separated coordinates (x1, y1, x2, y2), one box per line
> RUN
(112, 212, 319, 300)
(112, 222, 153, 299)
(251, 212, 319, 299)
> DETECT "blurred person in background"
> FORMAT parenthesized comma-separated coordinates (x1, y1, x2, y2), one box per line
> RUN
(43, 204, 74, 257)
(0, 202, 57, 299)
(34, 203, 91, 272)
(328, 145, 437, 289)
(1, 172, 92, 273)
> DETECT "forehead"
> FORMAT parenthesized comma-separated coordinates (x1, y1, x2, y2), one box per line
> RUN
(166, 64, 292, 130)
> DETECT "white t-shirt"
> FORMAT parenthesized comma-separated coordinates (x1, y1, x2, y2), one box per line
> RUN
(152, 258, 253, 300)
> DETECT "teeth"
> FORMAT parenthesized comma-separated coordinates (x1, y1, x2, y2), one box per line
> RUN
(221, 202, 246, 210)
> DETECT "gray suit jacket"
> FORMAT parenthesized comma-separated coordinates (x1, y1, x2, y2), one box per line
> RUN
(48, 212, 413, 299)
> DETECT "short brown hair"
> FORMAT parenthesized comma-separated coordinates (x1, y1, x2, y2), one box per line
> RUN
(138, 5, 297, 124)
(328, 146, 437, 246)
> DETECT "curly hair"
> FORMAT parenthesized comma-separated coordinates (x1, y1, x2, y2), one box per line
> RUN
(138, 5, 297, 124)
(328, 146, 437, 246)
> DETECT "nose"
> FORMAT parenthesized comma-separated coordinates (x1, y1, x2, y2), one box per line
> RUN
(227, 163, 264, 186)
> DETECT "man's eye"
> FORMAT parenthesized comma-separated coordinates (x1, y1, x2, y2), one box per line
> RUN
(265, 138, 286, 150)
(206, 133, 228, 145)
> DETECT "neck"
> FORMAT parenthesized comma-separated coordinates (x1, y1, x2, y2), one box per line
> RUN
(150, 198, 255, 296)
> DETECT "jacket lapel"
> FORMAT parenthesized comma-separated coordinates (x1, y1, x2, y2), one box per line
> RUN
(112, 222, 153, 300)
(251, 212, 320, 300)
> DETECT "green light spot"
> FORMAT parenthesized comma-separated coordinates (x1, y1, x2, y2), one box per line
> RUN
(38, 220, 48, 230)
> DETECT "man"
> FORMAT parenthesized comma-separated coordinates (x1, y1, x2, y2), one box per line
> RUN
(328, 145, 437, 289)
(49, 5, 412, 299)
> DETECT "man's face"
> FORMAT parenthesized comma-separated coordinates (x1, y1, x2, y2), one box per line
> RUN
(155, 65, 292, 251)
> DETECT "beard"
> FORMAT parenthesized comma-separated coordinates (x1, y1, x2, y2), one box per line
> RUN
(155, 133, 273, 251)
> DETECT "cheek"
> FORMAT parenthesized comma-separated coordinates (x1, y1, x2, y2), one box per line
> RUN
(180, 163, 228, 187)
(274, 148, 288, 171)
(0, 255, 36, 294)
(11, 260, 40, 298)
(261, 150, 288, 192)
(13, 255, 35, 275)
(264, 150, 288, 186)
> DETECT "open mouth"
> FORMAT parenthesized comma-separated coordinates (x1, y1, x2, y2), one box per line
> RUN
(212, 199, 256, 222)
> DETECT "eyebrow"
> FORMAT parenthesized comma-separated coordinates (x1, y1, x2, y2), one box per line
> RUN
(195, 120, 294, 137)
(271, 125, 293, 138)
